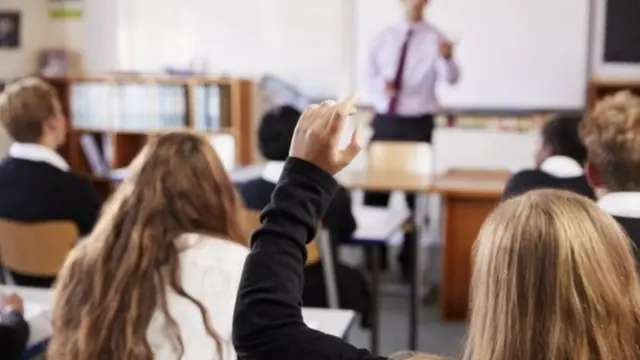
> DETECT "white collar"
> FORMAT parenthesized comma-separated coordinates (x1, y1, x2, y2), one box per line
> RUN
(261, 161, 285, 184)
(539, 156, 584, 178)
(598, 192, 640, 219)
(9, 143, 69, 171)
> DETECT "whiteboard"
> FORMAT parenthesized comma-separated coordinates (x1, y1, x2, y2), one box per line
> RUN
(355, 0, 591, 109)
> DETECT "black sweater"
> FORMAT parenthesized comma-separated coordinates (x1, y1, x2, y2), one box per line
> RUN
(614, 215, 640, 262)
(233, 158, 385, 360)
(0, 310, 29, 360)
(0, 158, 100, 235)
(502, 169, 595, 200)
(239, 177, 356, 243)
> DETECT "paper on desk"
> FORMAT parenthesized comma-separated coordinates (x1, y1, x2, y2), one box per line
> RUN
(24, 302, 53, 347)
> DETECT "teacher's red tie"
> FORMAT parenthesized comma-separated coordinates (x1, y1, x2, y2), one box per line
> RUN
(388, 29, 414, 116)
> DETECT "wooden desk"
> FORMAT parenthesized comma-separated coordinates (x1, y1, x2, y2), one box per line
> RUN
(433, 170, 509, 320)
(338, 170, 432, 193)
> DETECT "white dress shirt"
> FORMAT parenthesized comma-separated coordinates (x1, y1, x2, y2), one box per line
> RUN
(146, 233, 249, 360)
(538, 156, 584, 178)
(9, 142, 70, 171)
(367, 21, 460, 116)
(598, 192, 640, 219)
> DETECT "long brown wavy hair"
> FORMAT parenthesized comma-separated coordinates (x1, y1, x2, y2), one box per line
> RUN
(48, 132, 248, 360)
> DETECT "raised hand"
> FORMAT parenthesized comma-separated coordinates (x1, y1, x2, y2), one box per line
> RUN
(439, 40, 454, 60)
(289, 95, 361, 175)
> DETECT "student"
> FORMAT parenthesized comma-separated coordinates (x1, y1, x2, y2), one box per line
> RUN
(240, 105, 356, 244)
(48, 132, 249, 360)
(503, 114, 595, 199)
(0, 293, 29, 360)
(0, 78, 100, 286)
(580, 91, 640, 255)
(233, 98, 640, 360)
(239, 106, 370, 322)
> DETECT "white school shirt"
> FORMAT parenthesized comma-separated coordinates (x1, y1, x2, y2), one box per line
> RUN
(367, 21, 460, 116)
(146, 233, 249, 360)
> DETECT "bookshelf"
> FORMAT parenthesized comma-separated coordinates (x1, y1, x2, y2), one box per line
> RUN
(46, 75, 255, 201)
(587, 77, 640, 109)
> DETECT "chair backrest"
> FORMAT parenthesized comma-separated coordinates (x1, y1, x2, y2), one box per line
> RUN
(244, 210, 320, 265)
(0, 220, 79, 277)
(368, 141, 433, 174)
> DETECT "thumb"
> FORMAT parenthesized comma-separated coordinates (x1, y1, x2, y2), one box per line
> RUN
(337, 132, 361, 166)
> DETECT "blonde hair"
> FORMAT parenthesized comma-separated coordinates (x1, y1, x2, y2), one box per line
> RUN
(580, 91, 640, 191)
(463, 189, 640, 360)
(49, 132, 248, 360)
(0, 77, 59, 142)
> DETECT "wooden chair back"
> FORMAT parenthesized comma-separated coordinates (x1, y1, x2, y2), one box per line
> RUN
(0, 220, 79, 277)
(244, 210, 320, 265)
(368, 141, 433, 174)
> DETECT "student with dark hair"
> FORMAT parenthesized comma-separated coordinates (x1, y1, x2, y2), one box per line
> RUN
(239, 106, 370, 320)
(240, 105, 356, 245)
(502, 114, 595, 200)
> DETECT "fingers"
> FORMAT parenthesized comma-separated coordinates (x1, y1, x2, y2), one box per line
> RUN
(328, 94, 359, 139)
(298, 104, 320, 127)
(337, 132, 362, 166)
(310, 100, 337, 133)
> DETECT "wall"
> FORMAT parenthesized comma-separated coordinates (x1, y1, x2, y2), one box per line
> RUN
(0, 0, 52, 78)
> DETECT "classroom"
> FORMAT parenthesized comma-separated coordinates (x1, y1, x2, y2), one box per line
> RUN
(1, 0, 640, 359)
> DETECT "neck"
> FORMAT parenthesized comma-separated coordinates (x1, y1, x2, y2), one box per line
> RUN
(38, 137, 58, 150)
(406, 12, 423, 23)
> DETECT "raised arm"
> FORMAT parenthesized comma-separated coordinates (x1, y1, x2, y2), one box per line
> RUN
(233, 98, 385, 360)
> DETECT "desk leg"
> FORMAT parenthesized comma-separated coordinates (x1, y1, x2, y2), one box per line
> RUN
(409, 193, 427, 350)
(440, 195, 498, 320)
(369, 246, 380, 355)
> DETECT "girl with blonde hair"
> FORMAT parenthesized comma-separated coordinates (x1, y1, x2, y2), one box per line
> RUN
(231, 97, 640, 360)
(48, 132, 249, 360)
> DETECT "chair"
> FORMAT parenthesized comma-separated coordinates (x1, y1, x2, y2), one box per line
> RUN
(368, 141, 434, 175)
(243, 210, 339, 308)
(0, 220, 78, 284)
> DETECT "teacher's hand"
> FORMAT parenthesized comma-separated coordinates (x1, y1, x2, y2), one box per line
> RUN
(289, 95, 361, 175)
(439, 40, 454, 60)
(384, 81, 397, 97)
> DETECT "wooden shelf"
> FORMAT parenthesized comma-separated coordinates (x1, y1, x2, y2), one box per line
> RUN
(46, 75, 255, 203)
(587, 77, 640, 109)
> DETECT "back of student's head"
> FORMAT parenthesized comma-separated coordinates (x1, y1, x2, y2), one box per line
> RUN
(580, 91, 640, 192)
(464, 189, 640, 360)
(258, 105, 301, 161)
(538, 114, 586, 164)
(48, 132, 247, 360)
(0, 77, 65, 145)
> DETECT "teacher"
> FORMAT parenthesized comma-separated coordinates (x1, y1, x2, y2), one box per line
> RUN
(365, 0, 460, 278)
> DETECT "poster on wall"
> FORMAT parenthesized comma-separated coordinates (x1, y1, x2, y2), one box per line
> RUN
(0, 11, 20, 49)
(49, 0, 83, 20)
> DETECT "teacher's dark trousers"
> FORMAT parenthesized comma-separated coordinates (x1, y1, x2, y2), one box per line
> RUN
(364, 113, 434, 278)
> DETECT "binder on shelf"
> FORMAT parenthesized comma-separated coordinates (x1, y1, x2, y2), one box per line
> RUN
(79, 134, 110, 177)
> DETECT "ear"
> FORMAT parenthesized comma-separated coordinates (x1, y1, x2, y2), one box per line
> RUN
(585, 161, 605, 189)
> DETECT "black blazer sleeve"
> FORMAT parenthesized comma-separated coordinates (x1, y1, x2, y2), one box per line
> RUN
(71, 176, 101, 236)
(0, 310, 30, 360)
(233, 158, 385, 360)
(322, 185, 357, 242)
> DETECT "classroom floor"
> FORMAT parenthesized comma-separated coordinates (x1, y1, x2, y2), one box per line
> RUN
(345, 283, 467, 357)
